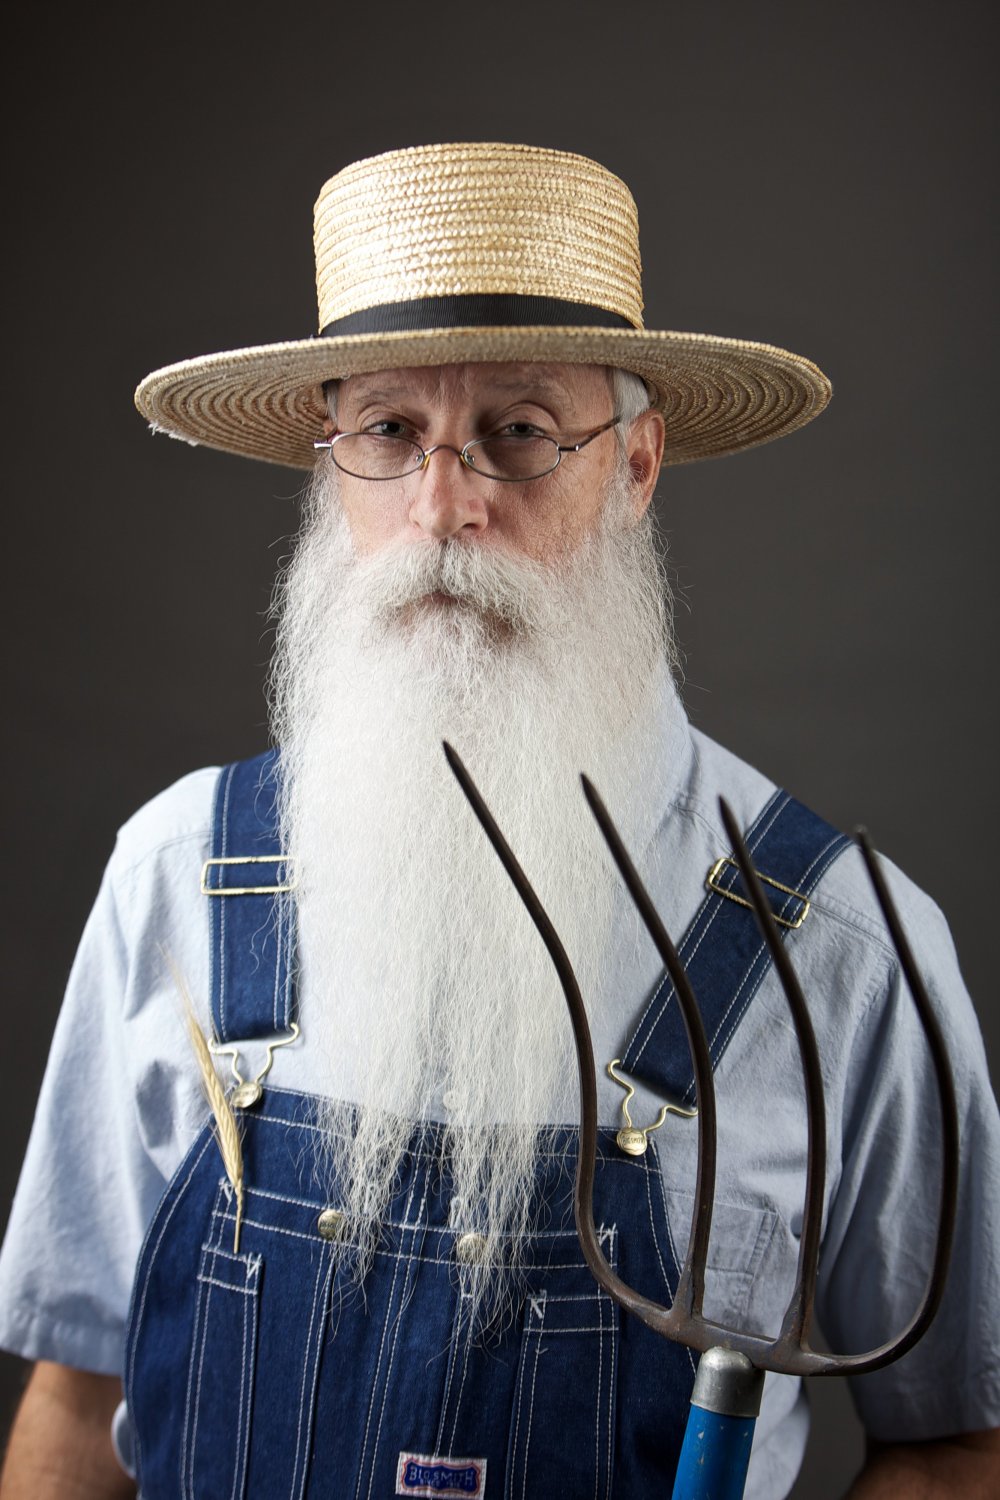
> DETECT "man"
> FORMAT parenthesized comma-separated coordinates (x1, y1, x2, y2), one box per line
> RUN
(1, 143, 997, 1498)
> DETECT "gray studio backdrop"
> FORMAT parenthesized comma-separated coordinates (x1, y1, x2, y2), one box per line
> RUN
(3, 2, 996, 1494)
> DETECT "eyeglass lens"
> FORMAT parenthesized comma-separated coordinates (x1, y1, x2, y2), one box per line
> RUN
(330, 433, 561, 482)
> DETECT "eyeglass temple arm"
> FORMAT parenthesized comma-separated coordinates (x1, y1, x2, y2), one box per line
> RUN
(558, 413, 622, 454)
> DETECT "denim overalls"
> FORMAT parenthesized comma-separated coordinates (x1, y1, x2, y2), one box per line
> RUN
(124, 753, 848, 1498)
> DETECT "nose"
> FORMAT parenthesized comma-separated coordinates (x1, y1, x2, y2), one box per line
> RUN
(408, 445, 488, 541)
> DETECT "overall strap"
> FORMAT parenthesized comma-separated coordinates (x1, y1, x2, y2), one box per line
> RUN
(204, 751, 296, 1043)
(620, 790, 850, 1106)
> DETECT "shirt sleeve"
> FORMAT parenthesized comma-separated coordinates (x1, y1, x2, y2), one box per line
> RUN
(0, 770, 215, 1376)
(814, 890, 1000, 1440)
(0, 858, 160, 1372)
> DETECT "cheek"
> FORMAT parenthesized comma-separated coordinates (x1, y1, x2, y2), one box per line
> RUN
(338, 482, 407, 552)
(502, 472, 605, 555)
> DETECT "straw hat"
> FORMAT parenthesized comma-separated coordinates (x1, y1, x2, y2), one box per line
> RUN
(135, 142, 831, 469)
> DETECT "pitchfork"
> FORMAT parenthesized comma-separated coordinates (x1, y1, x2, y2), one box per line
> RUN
(443, 743, 959, 1500)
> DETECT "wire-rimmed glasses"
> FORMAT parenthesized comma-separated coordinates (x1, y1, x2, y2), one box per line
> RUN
(312, 414, 622, 483)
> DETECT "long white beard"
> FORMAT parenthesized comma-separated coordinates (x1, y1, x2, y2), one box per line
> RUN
(269, 458, 677, 1321)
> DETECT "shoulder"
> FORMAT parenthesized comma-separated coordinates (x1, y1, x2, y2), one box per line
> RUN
(680, 725, 951, 962)
(99, 767, 222, 965)
(110, 766, 220, 881)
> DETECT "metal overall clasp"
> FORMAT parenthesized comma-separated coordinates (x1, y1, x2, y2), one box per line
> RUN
(606, 1058, 697, 1156)
(210, 1023, 301, 1109)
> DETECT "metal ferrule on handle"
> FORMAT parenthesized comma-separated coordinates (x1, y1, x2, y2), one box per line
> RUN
(672, 1348, 765, 1500)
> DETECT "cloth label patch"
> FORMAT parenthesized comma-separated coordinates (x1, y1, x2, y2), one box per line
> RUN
(396, 1451, 486, 1496)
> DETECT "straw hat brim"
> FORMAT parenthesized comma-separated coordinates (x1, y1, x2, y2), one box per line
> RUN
(134, 324, 831, 470)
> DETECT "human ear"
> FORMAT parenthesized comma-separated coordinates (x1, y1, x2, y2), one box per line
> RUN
(626, 409, 665, 519)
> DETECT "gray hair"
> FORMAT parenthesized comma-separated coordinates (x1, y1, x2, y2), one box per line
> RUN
(609, 367, 654, 457)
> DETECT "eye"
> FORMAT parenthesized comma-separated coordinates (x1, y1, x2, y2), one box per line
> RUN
(495, 420, 547, 439)
(363, 418, 412, 439)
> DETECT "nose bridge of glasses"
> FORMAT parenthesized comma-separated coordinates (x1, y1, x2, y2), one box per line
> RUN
(420, 441, 478, 471)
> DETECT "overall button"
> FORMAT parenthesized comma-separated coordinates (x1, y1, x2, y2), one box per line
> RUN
(317, 1209, 345, 1241)
(231, 1081, 263, 1110)
(454, 1231, 487, 1265)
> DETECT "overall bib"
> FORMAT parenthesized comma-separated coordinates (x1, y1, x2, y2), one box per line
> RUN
(124, 753, 848, 1498)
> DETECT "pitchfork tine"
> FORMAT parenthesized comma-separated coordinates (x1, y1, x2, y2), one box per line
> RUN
(442, 742, 641, 1319)
(850, 827, 960, 1360)
(580, 774, 719, 1322)
(443, 742, 959, 1380)
(717, 798, 827, 1349)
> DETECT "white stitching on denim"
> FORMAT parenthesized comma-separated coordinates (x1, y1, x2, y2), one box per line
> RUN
(272, 896, 283, 1033)
(625, 887, 710, 1059)
(129, 1133, 216, 1408)
(218, 762, 235, 1038)
(543, 1292, 611, 1303)
(605, 1292, 616, 1500)
(623, 792, 783, 1062)
(230, 1269, 251, 1500)
(246, 1107, 606, 1163)
(238, 1183, 325, 1209)
(195, 1274, 257, 1295)
(179, 1246, 211, 1498)
(186, 1267, 215, 1497)
(593, 1287, 602, 1500)
(295, 1255, 335, 1500)
(703, 940, 767, 1051)
(519, 1312, 545, 1500)
(530, 1324, 613, 1333)
(637, 801, 838, 1096)
(354, 1263, 404, 1500)
(215, 1214, 320, 1243)
(628, 888, 727, 1067)
(289, 1250, 326, 1497)
(290, 1249, 333, 1500)
(629, 792, 788, 1067)
(646, 1151, 696, 1379)
(213, 1211, 603, 1268)
(434, 1305, 463, 1456)
(365, 1184, 428, 1500)
(446, 1311, 473, 1454)
(507, 1293, 541, 1500)
(354, 1174, 419, 1500)
(239, 1260, 260, 1500)
(641, 1155, 674, 1296)
(131, 1134, 216, 1484)
(203, 1240, 251, 1266)
(702, 831, 847, 1065)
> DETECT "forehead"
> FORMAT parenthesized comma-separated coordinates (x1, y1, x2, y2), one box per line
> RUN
(338, 361, 612, 409)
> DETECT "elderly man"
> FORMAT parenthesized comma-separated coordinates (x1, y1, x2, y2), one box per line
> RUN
(1, 143, 997, 1499)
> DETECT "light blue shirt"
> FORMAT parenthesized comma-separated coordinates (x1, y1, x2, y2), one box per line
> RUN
(2, 710, 998, 1498)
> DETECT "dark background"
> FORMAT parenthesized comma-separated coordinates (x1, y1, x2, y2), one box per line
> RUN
(3, 1, 996, 1492)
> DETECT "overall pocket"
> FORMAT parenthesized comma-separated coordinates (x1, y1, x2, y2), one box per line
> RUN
(505, 1229, 619, 1500)
(180, 1242, 263, 1500)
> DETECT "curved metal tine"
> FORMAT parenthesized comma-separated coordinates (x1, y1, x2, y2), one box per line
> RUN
(717, 798, 828, 1351)
(845, 828, 959, 1370)
(441, 743, 640, 1316)
(444, 745, 959, 1378)
(719, 799, 960, 1374)
(580, 775, 718, 1323)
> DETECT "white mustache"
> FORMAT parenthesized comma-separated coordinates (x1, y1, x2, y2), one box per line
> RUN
(350, 539, 552, 631)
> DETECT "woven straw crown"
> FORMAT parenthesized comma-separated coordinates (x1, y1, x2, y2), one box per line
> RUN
(313, 143, 644, 331)
(135, 142, 831, 470)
